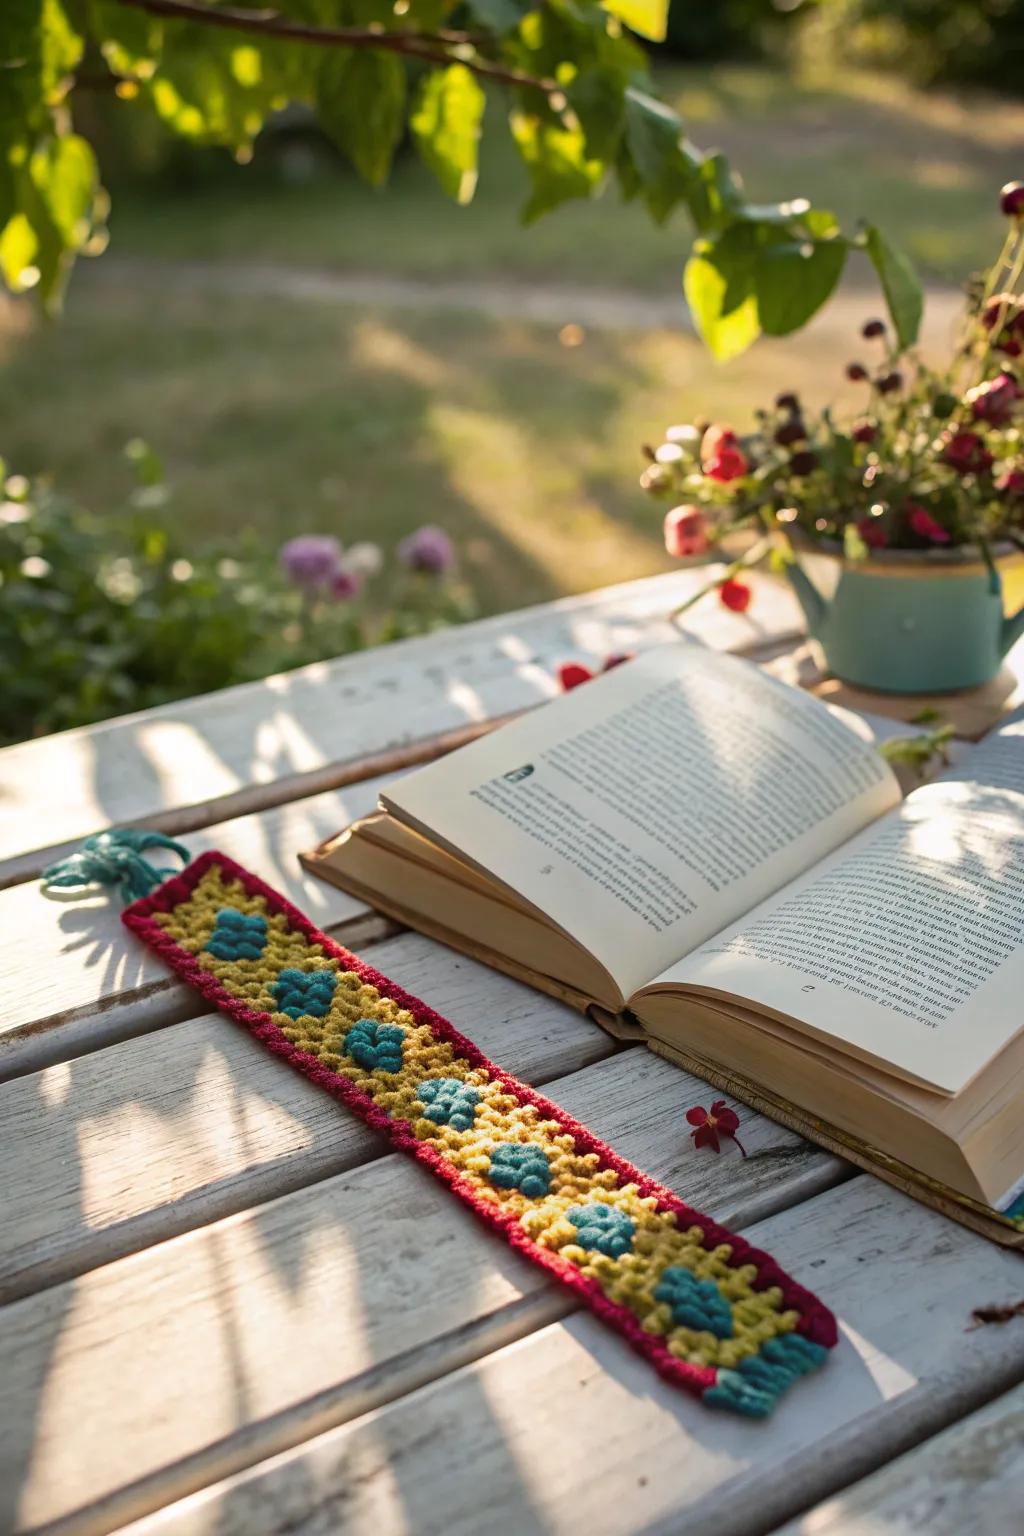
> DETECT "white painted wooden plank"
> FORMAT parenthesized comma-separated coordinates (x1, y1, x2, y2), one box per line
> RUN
(0, 777, 399, 1082)
(0, 1049, 839, 1536)
(0, 570, 801, 884)
(0, 932, 618, 1303)
(773, 1380, 1024, 1536)
(107, 1178, 1024, 1536)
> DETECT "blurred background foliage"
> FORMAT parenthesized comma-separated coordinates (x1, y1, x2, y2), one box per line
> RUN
(3, 0, 1024, 743)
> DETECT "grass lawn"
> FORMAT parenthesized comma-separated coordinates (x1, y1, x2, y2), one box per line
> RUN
(0, 281, 925, 616)
(101, 63, 1024, 285)
(2, 64, 1022, 618)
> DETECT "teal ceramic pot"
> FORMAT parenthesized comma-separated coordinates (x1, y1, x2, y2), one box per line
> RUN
(785, 540, 1024, 693)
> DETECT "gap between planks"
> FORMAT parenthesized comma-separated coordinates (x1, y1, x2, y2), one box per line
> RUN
(0, 932, 625, 1304)
(0, 1046, 849, 1536)
(104, 1176, 1024, 1536)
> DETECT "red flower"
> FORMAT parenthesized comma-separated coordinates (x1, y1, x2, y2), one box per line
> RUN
(557, 654, 634, 691)
(686, 1099, 747, 1156)
(852, 420, 877, 445)
(663, 504, 709, 558)
(906, 502, 951, 544)
(941, 431, 994, 475)
(557, 662, 594, 691)
(704, 445, 748, 483)
(997, 466, 1024, 497)
(856, 516, 887, 550)
(966, 373, 1019, 425)
(719, 577, 752, 612)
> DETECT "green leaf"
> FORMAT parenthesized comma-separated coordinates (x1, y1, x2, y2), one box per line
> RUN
(602, 0, 668, 42)
(623, 86, 701, 224)
(864, 224, 923, 350)
(30, 134, 97, 246)
(756, 237, 847, 336)
(0, 212, 39, 291)
(464, 0, 533, 29)
(568, 67, 626, 164)
(510, 111, 602, 224)
(89, 0, 162, 78)
(684, 236, 760, 362)
(410, 65, 484, 205)
(316, 51, 406, 188)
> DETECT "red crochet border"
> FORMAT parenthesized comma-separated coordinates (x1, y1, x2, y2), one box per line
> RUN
(123, 850, 837, 1403)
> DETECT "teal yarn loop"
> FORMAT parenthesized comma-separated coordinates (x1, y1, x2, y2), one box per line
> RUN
(42, 829, 192, 906)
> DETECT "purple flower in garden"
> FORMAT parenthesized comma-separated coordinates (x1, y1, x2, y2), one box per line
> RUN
(397, 524, 455, 575)
(279, 535, 343, 591)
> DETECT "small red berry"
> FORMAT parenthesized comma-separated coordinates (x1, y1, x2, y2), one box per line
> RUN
(876, 370, 903, 394)
(719, 577, 752, 613)
(852, 420, 877, 444)
(906, 502, 951, 544)
(789, 449, 820, 476)
(846, 362, 869, 382)
(557, 662, 594, 691)
(1000, 181, 1024, 218)
(862, 319, 886, 339)
(775, 392, 800, 412)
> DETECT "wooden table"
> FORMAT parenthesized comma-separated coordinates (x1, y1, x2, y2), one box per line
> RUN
(2, 568, 1022, 1536)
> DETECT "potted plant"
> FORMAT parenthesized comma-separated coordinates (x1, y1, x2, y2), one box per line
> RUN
(641, 183, 1024, 694)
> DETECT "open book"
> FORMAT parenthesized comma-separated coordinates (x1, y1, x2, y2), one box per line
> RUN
(302, 644, 1024, 1245)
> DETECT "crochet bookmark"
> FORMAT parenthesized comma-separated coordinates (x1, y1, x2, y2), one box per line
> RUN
(49, 836, 837, 1417)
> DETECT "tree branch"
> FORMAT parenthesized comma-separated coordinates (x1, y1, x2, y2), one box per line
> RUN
(112, 0, 557, 92)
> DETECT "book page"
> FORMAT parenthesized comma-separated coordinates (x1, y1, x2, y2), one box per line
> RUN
(658, 715, 1024, 1094)
(381, 643, 899, 1000)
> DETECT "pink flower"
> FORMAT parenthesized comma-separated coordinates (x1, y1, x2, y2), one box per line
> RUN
(663, 505, 709, 558)
(397, 524, 455, 575)
(686, 1099, 747, 1156)
(856, 516, 887, 550)
(906, 503, 950, 544)
(700, 423, 737, 461)
(941, 431, 994, 476)
(966, 373, 1019, 425)
(278, 535, 343, 592)
(719, 577, 752, 613)
(704, 445, 748, 483)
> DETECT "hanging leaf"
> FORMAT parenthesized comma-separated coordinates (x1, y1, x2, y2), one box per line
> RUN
(317, 51, 406, 188)
(510, 112, 602, 224)
(602, 0, 668, 42)
(864, 224, 923, 349)
(411, 65, 485, 205)
(684, 232, 761, 363)
(623, 87, 701, 224)
(756, 237, 847, 336)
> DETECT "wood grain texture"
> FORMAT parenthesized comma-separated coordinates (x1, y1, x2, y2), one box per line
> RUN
(110, 1177, 1024, 1536)
(0, 931, 617, 1303)
(773, 1380, 1024, 1535)
(0, 1048, 840, 1536)
(0, 570, 801, 885)
(0, 777, 396, 1082)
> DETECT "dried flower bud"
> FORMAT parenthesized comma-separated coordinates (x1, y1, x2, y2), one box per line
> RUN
(862, 319, 886, 339)
(846, 362, 869, 382)
(774, 419, 806, 447)
(774, 392, 800, 412)
(876, 371, 903, 394)
(1000, 181, 1024, 218)
(852, 420, 878, 444)
(789, 449, 820, 476)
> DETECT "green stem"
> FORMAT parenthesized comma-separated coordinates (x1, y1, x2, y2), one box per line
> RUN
(667, 537, 772, 626)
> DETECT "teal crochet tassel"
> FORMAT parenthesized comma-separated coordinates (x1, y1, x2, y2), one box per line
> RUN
(42, 829, 191, 905)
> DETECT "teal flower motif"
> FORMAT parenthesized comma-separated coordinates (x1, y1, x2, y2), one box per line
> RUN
(487, 1142, 551, 1198)
(655, 1266, 733, 1338)
(416, 1078, 480, 1131)
(567, 1203, 635, 1257)
(344, 1017, 405, 1072)
(272, 967, 336, 1020)
(205, 908, 267, 962)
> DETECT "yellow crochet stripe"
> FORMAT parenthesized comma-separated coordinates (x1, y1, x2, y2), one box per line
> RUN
(151, 862, 802, 1375)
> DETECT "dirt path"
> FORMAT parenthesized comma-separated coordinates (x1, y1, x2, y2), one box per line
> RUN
(88, 255, 963, 337)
